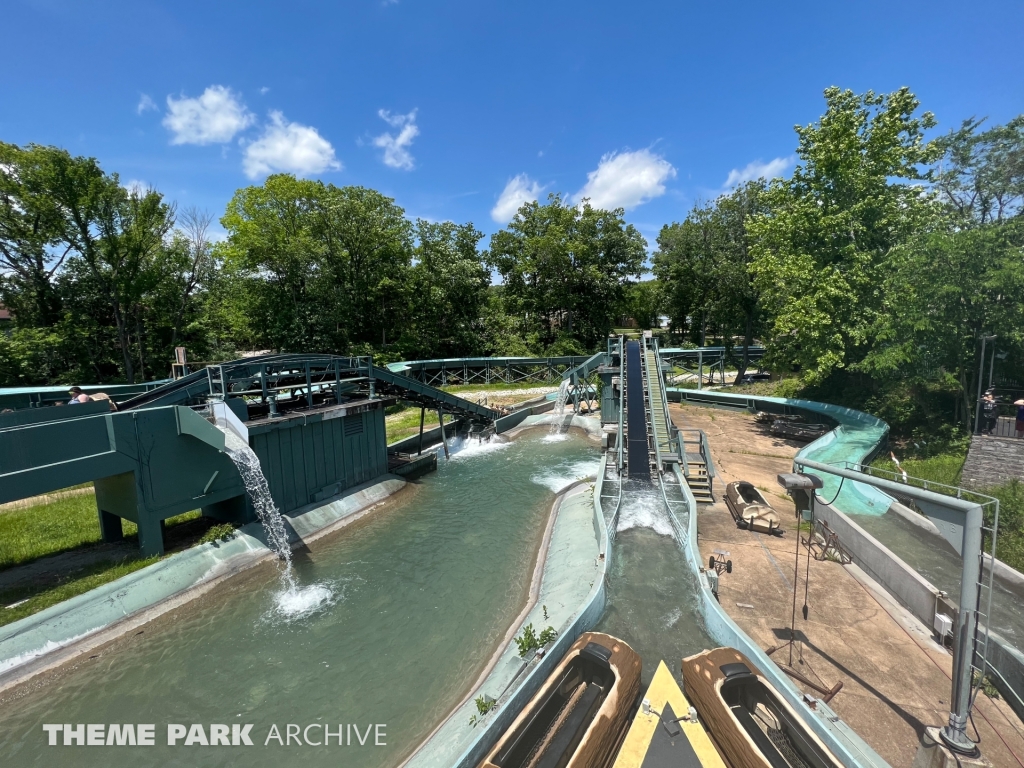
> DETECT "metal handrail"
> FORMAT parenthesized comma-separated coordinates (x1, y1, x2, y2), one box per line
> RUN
(616, 336, 625, 475)
(641, 336, 663, 474)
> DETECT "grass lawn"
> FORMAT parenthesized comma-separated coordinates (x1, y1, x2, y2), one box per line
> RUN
(385, 406, 448, 444)
(0, 492, 200, 569)
(0, 556, 159, 628)
(0, 492, 208, 626)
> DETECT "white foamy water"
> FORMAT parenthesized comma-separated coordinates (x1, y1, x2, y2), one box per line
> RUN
(617, 489, 675, 537)
(274, 582, 336, 618)
(541, 433, 568, 443)
(531, 458, 601, 493)
(448, 437, 512, 460)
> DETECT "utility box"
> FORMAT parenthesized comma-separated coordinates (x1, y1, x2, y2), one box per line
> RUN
(777, 472, 824, 517)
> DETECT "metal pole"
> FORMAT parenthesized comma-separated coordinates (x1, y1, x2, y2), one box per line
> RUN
(790, 513, 801, 667)
(698, 350, 703, 391)
(437, 409, 450, 460)
(988, 342, 997, 391)
(974, 336, 992, 434)
(418, 407, 425, 456)
(942, 502, 984, 753)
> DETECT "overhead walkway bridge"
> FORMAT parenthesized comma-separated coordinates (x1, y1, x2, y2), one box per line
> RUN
(121, 353, 500, 424)
(0, 353, 501, 558)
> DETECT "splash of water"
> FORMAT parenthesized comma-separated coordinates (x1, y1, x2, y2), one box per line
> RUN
(549, 379, 571, 435)
(531, 458, 601, 493)
(221, 428, 336, 620)
(448, 436, 511, 460)
(617, 485, 675, 538)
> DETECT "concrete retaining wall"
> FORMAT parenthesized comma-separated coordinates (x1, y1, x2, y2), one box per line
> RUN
(814, 502, 943, 626)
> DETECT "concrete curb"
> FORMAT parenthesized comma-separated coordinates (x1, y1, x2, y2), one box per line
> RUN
(0, 475, 406, 692)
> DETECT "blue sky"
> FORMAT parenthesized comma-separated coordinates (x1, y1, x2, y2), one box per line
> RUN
(3, 0, 1022, 252)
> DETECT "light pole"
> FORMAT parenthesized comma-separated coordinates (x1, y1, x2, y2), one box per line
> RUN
(974, 335, 996, 435)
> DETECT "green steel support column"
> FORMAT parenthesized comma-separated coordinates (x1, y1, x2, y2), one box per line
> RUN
(137, 516, 165, 558)
(97, 509, 124, 543)
(418, 407, 426, 455)
(437, 408, 450, 460)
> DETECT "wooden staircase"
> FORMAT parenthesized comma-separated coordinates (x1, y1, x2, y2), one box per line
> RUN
(680, 430, 714, 503)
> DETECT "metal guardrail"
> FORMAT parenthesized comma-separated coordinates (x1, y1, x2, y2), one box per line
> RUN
(641, 336, 663, 473)
(616, 337, 625, 475)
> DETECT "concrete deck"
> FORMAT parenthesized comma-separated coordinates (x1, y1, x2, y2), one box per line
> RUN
(671, 402, 1024, 768)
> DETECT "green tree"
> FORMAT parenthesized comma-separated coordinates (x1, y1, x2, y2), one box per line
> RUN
(617, 280, 662, 330)
(220, 175, 413, 354)
(655, 182, 768, 378)
(653, 202, 720, 345)
(487, 194, 646, 351)
(748, 87, 941, 383)
(862, 220, 1024, 427)
(0, 143, 75, 327)
(405, 219, 488, 358)
(933, 115, 1024, 225)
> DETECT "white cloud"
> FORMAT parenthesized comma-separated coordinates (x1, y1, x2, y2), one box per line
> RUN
(724, 156, 794, 187)
(372, 109, 419, 170)
(491, 174, 544, 223)
(573, 149, 676, 210)
(124, 179, 150, 196)
(242, 111, 341, 178)
(136, 94, 157, 115)
(260, 86, 270, 95)
(163, 85, 254, 145)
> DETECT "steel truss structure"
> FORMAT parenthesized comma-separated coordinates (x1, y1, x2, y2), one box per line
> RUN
(387, 356, 594, 387)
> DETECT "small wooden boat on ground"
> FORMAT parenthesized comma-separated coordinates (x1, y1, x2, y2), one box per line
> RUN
(725, 482, 783, 536)
(611, 660, 726, 768)
(682, 648, 844, 768)
(478, 632, 641, 768)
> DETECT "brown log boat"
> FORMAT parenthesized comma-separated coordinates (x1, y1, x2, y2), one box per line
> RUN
(725, 482, 783, 536)
(682, 647, 844, 768)
(478, 632, 641, 768)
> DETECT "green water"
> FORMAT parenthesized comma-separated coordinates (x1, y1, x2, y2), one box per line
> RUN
(595, 484, 712, 685)
(0, 430, 600, 768)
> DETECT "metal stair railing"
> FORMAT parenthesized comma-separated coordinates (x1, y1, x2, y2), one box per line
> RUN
(640, 337, 662, 474)
(616, 336, 625, 475)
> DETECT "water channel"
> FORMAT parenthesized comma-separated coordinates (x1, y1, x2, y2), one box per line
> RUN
(0, 430, 600, 768)
(850, 508, 1024, 646)
(595, 484, 712, 684)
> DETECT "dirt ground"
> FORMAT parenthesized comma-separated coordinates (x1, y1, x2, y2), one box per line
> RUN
(670, 402, 1024, 768)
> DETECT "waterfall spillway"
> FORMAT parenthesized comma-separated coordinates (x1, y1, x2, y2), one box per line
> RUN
(550, 379, 571, 435)
(219, 427, 337, 618)
(222, 429, 292, 563)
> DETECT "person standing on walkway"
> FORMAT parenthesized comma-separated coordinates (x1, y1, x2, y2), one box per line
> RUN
(982, 392, 999, 435)
(67, 386, 91, 405)
(1015, 398, 1024, 438)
